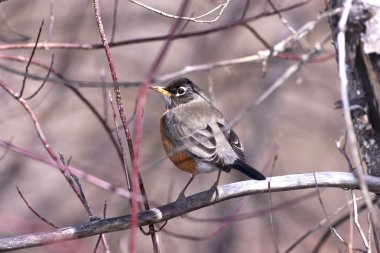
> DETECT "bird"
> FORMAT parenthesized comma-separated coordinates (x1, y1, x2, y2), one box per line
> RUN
(150, 77, 266, 200)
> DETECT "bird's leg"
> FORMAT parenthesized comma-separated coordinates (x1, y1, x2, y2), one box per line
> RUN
(210, 170, 222, 201)
(210, 170, 222, 200)
(211, 169, 222, 190)
(177, 175, 195, 201)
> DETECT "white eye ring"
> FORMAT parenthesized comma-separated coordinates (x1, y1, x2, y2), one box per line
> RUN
(176, 87, 186, 96)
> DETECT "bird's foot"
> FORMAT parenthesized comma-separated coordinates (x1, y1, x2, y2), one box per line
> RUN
(176, 192, 186, 201)
(210, 183, 219, 202)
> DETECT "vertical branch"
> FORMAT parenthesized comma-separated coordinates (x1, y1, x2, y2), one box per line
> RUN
(91, 2, 140, 252)
(108, 91, 132, 192)
(92, 0, 135, 164)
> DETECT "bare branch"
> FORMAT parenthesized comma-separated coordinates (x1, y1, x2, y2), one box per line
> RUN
(1, 172, 380, 251)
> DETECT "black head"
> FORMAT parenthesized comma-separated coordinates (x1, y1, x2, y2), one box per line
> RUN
(150, 78, 210, 109)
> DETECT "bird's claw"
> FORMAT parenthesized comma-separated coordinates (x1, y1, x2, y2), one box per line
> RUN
(176, 193, 186, 201)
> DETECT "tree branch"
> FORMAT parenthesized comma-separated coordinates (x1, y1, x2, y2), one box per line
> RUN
(1, 172, 380, 251)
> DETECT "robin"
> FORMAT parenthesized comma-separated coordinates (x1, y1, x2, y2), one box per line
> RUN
(150, 77, 266, 200)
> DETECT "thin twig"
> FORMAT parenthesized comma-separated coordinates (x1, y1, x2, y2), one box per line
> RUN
(336, 132, 354, 171)
(313, 172, 342, 252)
(240, 0, 250, 20)
(16, 187, 59, 229)
(349, 191, 354, 253)
(108, 91, 131, 189)
(268, 155, 279, 253)
(371, 215, 380, 253)
(93, 201, 111, 253)
(17, 20, 44, 99)
(267, 0, 296, 34)
(44, 0, 55, 44)
(25, 54, 54, 100)
(241, 23, 272, 49)
(111, 0, 119, 43)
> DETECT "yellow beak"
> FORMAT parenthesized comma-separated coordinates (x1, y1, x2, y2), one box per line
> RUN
(149, 86, 172, 96)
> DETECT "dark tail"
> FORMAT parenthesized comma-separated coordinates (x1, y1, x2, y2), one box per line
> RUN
(230, 159, 266, 180)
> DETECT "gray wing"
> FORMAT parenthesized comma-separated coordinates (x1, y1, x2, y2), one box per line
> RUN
(162, 113, 224, 167)
(216, 121, 245, 161)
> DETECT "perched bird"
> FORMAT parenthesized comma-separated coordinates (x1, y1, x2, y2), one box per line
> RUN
(150, 77, 266, 200)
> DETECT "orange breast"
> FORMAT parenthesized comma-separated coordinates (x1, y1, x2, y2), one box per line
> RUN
(160, 118, 198, 175)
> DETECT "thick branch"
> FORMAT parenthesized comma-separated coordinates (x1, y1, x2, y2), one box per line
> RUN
(1, 172, 380, 251)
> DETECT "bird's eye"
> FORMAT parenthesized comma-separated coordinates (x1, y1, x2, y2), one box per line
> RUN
(177, 87, 186, 96)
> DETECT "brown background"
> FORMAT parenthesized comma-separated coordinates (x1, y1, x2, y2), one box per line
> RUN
(0, 0, 364, 252)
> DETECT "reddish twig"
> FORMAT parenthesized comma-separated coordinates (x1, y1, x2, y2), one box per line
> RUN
(92, 0, 135, 164)
(108, 91, 131, 188)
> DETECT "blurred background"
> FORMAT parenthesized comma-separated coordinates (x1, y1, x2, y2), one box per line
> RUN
(0, 0, 366, 252)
